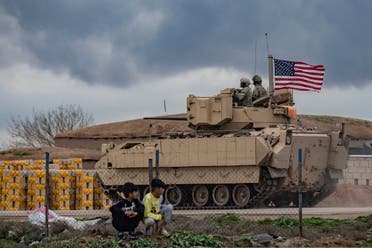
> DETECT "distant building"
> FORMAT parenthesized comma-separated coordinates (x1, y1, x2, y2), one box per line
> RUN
(348, 140, 372, 155)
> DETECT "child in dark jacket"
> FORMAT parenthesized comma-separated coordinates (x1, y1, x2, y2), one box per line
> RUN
(109, 182, 144, 240)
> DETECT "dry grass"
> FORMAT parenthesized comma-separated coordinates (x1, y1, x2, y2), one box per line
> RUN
(0, 146, 101, 161)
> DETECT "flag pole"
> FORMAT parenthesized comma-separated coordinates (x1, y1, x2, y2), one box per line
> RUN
(268, 54, 274, 96)
(265, 33, 274, 96)
(291, 89, 294, 106)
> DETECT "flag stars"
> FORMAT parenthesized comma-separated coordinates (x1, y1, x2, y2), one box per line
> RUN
(274, 59, 295, 76)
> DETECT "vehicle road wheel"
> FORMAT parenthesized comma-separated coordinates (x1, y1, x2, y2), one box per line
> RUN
(165, 185, 182, 206)
(252, 183, 264, 193)
(232, 184, 250, 207)
(212, 185, 230, 206)
(192, 185, 209, 207)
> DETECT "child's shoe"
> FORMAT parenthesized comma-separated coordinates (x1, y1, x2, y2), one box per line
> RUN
(128, 232, 139, 240)
(160, 228, 171, 237)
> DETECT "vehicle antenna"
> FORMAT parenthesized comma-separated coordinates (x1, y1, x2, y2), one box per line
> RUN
(163, 99, 167, 113)
(265, 33, 270, 56)
(254, 39, 257, 75)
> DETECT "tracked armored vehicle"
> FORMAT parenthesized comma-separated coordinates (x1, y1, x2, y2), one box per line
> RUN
(95, 56, 348, 208)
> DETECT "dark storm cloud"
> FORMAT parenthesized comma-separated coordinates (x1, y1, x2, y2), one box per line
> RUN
(1, 0, 372, 87)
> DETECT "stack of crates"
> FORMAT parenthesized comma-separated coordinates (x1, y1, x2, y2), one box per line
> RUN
(74, 169, 83, 209)
(1, 169, 26, 210)
(0, 161, 4, 209)
(24, 160, 34, 171)
(33, 160, 45, 170)
(81, 170, 95, 210)
(56, 159, 71, 170)
(0, 157, 87, 211)
(50, 170, 71, 210)
(53, 158, 83, 170)
(27, 170, 46, 210)
(101, 193, 113, 210)
(3, 160, 13, 171)
(93, 176, 113, 210)
(68, 169, 77, 210)
(76, 170, 95, 210)
(73, 158, 83, 169)
(93, 176, 104, 209)
(14, 160, 27, 171)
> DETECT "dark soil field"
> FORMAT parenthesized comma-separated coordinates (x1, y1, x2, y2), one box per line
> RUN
(1, 214, 371, 247)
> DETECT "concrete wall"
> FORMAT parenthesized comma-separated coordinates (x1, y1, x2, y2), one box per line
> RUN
(338, 155, 372, 186)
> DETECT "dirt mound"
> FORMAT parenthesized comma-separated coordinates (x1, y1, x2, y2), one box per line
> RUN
(55, 113, 190, 139)
(0, 146, 101, 161)
(316, 184, 372, 207)
(55, 113, 372, 140)
(300, 115, 372, 140)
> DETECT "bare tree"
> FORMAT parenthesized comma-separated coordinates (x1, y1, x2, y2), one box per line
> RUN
(8, 104, 94, 147)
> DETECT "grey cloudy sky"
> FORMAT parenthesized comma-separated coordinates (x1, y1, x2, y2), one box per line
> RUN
(0, 0, 371, 148)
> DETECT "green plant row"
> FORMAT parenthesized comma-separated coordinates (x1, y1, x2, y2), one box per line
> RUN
(259, 215, 372, 228)
(30, 231, 223, 248)
(210, 213, 241, 229)
(165, 231, 222, 248)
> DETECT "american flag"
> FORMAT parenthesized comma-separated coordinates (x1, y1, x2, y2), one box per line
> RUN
(274, 59, 325, 91)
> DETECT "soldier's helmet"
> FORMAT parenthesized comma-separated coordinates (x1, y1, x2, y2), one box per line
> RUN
(252, 75, 262, 84)
(240, 77, 251, 87)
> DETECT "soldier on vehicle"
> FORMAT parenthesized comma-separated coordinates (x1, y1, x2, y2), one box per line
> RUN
(252, 75, 267, 101)
(234, 77, 252, 107)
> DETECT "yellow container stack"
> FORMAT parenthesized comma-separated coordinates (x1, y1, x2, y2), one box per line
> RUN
(34, 160, 45, 170)
(57, 159, 70, 170)
(93, 176, 102, 210)
(93, 176, 104, 210)
(14, 160, 27, 171)
(27, 170, 46, 210)
(0, 158, 113, 211)
(0, 161, 4, 209)
(24, 160, 33, 170)
(54, 158, 83, 171)
(50, 170, 71, 210)
(68, 170, 76, 210)
(4, 160, 13, 170)
(102, 194, 113, 210)
(73, 158, 83, 169)
(76, 170, 95, 210)
(74, 169, 83, 209)
(93, 177, 113, 210)
(1, 169, 26, 210)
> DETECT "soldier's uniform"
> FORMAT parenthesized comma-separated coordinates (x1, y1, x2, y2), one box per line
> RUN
(236, 77, 252, 107)
(252, 75, 267, 101)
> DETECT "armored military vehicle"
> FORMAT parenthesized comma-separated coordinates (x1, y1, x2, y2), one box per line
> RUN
(95, 56, 348, 208)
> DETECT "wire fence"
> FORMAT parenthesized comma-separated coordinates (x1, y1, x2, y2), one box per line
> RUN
(0, 153, 371, 246)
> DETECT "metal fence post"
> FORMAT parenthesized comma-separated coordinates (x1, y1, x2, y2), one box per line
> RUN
(155, 150, 160, 179)
(148, 158, 153, 192)
(298, 148, 303, 238)
(45, 152, 50, 239)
